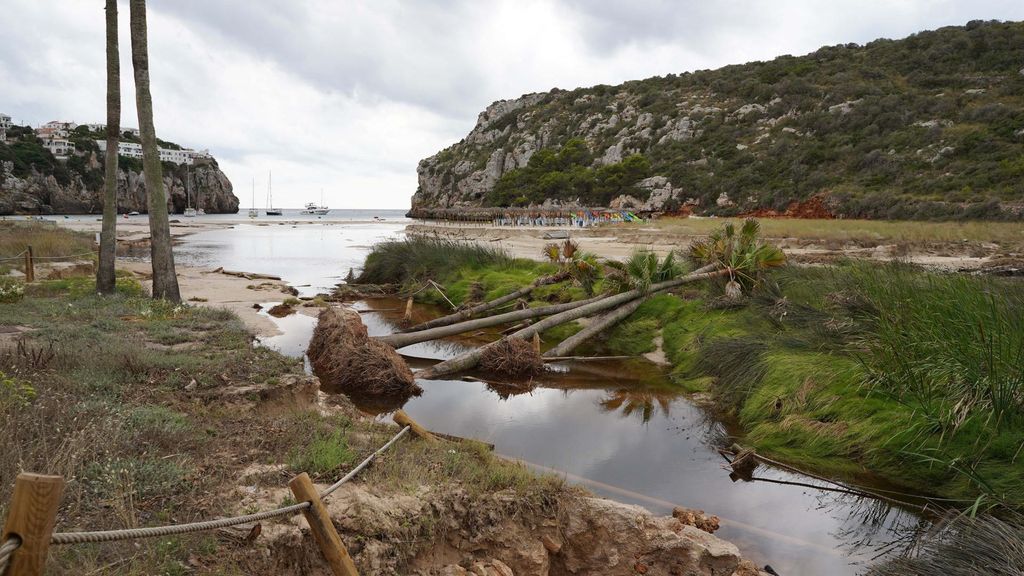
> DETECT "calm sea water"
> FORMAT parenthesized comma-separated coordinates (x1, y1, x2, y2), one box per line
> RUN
(155, 214, 924, 575)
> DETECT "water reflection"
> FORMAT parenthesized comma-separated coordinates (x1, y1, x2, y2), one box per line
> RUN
(598, 388, 675, 423)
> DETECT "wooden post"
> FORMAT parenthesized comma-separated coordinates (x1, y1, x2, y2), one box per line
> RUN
(1, 473, 64, 576)
(392, 410, 437, 443)
(403, 297, 414, 322)
(24, 246, 34, 283)
(288, 473, 358, 576)
(532, 332, 541, 354)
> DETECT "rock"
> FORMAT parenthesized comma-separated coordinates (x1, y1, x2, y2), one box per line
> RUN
(0, 159, 238, 216)
(827, 99, 862, 114)
(672, 506, 721, 533)
(306, 308, 420, 397)
(716, 192, 734, 207)
(540, 535, 562, 554)
(733, 103, 765, 117)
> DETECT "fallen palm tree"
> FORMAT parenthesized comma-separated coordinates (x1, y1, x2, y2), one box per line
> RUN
(377, 293, 605, 349)
(402, 239, 599, 333)
(544, 222, 787, 359)
(417, 221, 786, 380)
(416, 263, 727, 380)
(542, 297, 647, 359)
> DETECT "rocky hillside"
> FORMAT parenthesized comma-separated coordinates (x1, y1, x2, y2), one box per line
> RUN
(0, 128, 238, 215)
(414, 20, 1024, 220)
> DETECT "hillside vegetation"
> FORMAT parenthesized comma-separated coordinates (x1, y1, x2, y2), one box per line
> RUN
(414, 20, 1024, 220)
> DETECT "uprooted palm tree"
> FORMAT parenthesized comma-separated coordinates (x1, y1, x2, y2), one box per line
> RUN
(418, 220, 784, 380)
(689, 218, 785, 299)
(543, 250, 685, 359)
(403, 238, 598, 333)
(417, 252, 728, 380)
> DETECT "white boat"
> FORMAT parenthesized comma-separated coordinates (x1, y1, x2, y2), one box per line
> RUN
(184, 167, 197, 217)
(248, 178, 258, 218)
(301, 202, 329, 215)
(301, 190, 330, 215)
(265, 171, 282, 215)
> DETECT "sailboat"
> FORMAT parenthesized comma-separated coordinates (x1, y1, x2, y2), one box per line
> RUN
(301, 189, 330, 215)
(247, 178, 258, 218)
(265, 171, 282, 215)
(183, 167, 197, 217)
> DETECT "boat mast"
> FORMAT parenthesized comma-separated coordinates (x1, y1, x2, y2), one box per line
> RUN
(267, 170, 273, 209)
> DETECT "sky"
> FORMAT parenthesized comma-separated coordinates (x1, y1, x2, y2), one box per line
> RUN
(2, 1, 1023, 209)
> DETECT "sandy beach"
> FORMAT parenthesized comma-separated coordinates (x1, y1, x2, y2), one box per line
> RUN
(406, 221, 1010, 271)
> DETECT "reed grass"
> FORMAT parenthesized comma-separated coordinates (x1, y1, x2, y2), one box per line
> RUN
(0, 221, 94, 260)
(850, 264, 1024, 435)
(357, 237, 515, 285)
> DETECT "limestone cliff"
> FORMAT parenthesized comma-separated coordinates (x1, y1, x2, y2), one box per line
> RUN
(413, 20, 1024, 220)
(0, 154, 238, 215)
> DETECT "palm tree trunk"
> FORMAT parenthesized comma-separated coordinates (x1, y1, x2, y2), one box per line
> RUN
(402, 272, 568, 333)
(542, 296, 646, 358)
(129, 0, 180, 302)
(96, 0, 119, 295)
(378, 294, 603, 349)
(416, 266, 728, 380)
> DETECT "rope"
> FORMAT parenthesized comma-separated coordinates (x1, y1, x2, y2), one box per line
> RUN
(47, 424, 413, 546)
(50, 502, 310, 545)
(28, 251, 96, 261)
(321, 425, 410, 498)
(0, 536, 21, 576)
(0, 251, 27, 262)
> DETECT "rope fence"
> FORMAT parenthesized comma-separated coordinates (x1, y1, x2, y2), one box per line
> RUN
(0, 415, 430, 576)
(27, 252, 97, 261)
(0, 252, 27, 263)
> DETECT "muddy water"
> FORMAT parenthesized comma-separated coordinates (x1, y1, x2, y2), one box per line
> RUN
(255, 298, 928, 576)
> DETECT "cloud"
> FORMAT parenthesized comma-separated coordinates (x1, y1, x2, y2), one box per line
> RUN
(1, 0, 1022, 209)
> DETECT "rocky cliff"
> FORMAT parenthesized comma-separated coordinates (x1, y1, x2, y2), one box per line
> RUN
(414, 20, 1024, 220)
(0, 155, 238, 215)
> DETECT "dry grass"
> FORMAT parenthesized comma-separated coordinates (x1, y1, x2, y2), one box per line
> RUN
(0, 221, 95, 259)
(0, 280, 571, 575)
(650, 217, 1024, 246)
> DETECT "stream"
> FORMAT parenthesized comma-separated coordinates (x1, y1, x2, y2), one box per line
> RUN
(175, 217, 929, 576)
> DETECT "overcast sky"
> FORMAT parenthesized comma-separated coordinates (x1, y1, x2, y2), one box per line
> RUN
(2, 1, 1023, 209)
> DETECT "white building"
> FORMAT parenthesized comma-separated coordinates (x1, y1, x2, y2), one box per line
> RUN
(95, 139, 206, 166)
(42, 138, 74, 158)
(0, 113, 11, 141)
(36, 120, 77, 139)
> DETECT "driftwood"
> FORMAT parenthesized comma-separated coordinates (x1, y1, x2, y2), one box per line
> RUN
(207, 266, 282, 281)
